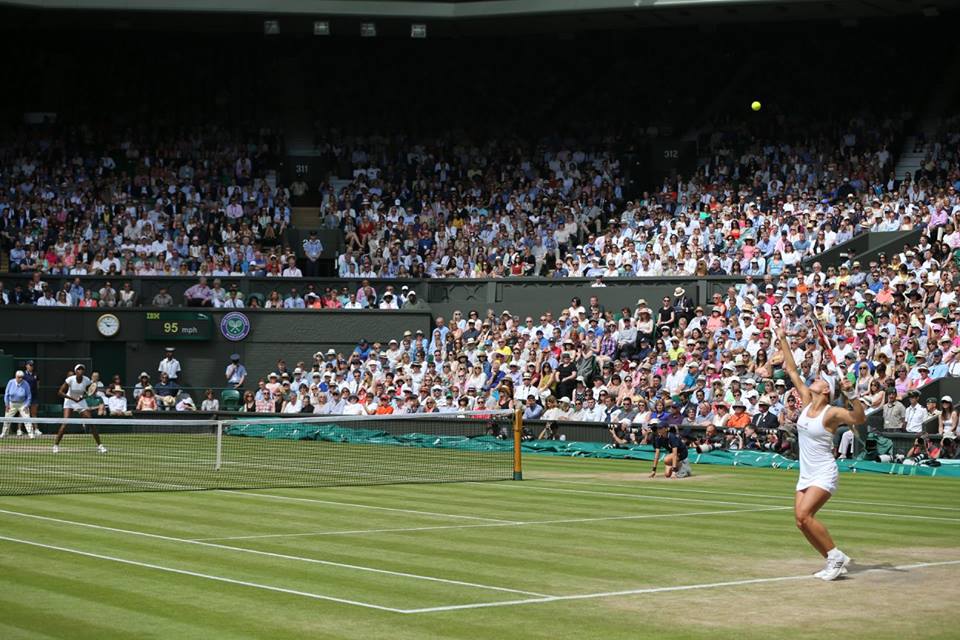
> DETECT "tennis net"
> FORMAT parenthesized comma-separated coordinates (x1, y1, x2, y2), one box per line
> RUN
(0, 411, 520, 496)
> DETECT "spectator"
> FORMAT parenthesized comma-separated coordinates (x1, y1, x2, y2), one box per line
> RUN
(281, 257, 303, 278)
(117, 283, 137, 307)
(99, 282, 118, 307)
(201, 389, 219, 411)
(106, 386, 132, 416)
(133, 372, 151, 399)
(184, 277, 213, 307)
(219, 288, 244, 308)
(283, 288, 305, 309)
(904, 391, 926, 433)
(749, 396, 779, 431)
(175, 392, 197, 412)
(153, 372, 179, 407)
(152, 286, 174, 307)
(136, 387, 158, 411)
(938, 396, 958, 440)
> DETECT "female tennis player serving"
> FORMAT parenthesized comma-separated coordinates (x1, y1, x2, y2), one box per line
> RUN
(774, 325, 865, 581)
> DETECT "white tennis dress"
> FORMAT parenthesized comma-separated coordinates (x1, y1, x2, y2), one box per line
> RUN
(796, 404, 839, 494)
(63, 375, 91, 411)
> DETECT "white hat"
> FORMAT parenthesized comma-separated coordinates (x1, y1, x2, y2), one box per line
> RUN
(942, 396, 953, 403)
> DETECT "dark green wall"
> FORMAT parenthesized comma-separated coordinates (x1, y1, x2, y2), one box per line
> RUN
(800, 230, 916, 269)
(0, 309, 432, 402)
(2, 275, 745, 322)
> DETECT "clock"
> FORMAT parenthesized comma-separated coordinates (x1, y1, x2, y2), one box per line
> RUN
(97, 313, 121, 338)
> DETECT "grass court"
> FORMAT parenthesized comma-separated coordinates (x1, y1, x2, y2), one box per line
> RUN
(0, 454, 957, 639)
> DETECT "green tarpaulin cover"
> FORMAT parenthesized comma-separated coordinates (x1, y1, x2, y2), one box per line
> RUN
(225, 423, 960, 478)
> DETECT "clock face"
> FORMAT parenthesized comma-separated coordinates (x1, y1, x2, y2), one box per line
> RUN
(97, 314, 120, 337)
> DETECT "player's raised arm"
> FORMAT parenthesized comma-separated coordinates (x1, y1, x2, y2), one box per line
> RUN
(774, 325, 811, 404)
(826, 377, 866, 430)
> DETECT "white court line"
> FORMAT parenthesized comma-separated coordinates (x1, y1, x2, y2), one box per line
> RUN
(5, 531, 957, 615)
(544, 478, 960, 513)
(0, 508, 550, 598)
(403, 559, 960, 614)
(218, 490, 519, 524)
(492, 484, 960, 523)
(192, 506, 790, 541)
(0, 534, 404, 613)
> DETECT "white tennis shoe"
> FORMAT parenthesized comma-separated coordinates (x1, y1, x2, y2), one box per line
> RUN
(819, 552, 850, 581)
(97, 445, 108, 454)
(51, 445, 59, 453)
(814, 564, 848, 579)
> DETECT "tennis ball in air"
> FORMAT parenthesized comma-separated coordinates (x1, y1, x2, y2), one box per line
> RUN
(751, 101, 762, 112)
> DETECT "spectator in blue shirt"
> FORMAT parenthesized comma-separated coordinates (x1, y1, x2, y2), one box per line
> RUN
(3, 371, 36, 437)
(522, 395, 544, 420)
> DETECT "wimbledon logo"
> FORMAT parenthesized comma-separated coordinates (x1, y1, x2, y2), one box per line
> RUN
(220, 312, 251, 341)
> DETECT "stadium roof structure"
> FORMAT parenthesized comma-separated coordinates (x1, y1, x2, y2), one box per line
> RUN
(0, 0, 948, 25)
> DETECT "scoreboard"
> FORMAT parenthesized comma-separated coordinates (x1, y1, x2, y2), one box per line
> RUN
(144, 311, 213, 341)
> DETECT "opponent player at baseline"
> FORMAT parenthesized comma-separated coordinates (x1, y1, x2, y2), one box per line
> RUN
(775, 325, 864, 581)
(53, 364, 107, 454)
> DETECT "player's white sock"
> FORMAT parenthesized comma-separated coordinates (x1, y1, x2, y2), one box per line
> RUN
(827, 547, 843, 559)
(0, 426, 8, 438)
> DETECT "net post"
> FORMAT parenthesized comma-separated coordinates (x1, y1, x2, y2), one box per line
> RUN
(215, 420, 223, 471)
(512, 408, 523, 481)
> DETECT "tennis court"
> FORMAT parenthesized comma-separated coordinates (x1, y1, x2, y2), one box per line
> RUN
(1, 442, 958, 640)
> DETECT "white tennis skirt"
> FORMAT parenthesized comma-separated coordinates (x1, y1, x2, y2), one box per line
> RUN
(63, 398, 88, 412)
(797, 466, 838, 494)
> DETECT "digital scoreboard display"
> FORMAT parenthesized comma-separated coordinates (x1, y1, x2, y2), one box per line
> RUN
(144, 312, 213, 341)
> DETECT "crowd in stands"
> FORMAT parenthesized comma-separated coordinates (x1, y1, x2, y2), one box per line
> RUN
(60, 237, 960, 462)
(4, 107, 957, 294)
(0, 122, 291, 283)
